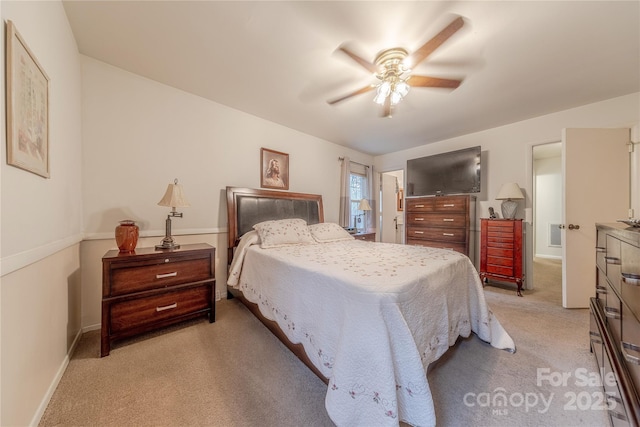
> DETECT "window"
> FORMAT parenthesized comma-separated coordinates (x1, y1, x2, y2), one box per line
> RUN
(350, 172, 367, 229)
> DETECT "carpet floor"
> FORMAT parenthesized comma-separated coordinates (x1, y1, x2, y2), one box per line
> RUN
(40, 257, 608, 426)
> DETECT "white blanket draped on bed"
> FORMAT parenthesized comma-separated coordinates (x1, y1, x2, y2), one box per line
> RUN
(228, 236, 515, 427)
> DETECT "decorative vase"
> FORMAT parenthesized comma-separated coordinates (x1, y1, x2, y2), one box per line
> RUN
(115, 220, 139, 253)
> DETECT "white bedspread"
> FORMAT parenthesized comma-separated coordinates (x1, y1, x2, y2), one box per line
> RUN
(228, 237, 515, 427)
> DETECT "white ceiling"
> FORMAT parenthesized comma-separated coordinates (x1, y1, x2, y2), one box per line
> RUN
(62, 1, 640, 156)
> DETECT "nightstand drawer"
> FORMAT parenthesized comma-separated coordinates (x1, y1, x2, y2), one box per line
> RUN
(110, 258, 211, 296)
(110, 286, 209, 333)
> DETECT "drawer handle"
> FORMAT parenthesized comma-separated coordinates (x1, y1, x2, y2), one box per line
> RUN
(622, 274, 640, 286)
(156, 272, 178, 279)
(443, 218, 454, 222)
(443, 204, 455, 207)
(595, 285, 607, 294)
(605, 256, 621, 265)
(443, 233, 454, 236)
(604, 306, 621, 319)
(415, 218, 424, 221)
(595, 246, 606, 253)
(156, 302, 178, 312)
(621, 341, 640, 365)
(415, 204, 424, 208)
(413, 231, 424, 234)
(589, 330, 601, 339)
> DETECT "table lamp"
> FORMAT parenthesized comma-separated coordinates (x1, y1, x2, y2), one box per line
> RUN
(496, 183, 524, 219)
(358, 198, 372, 232)
(156, 179, 190, 250)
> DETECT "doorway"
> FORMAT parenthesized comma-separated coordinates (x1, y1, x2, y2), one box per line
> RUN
(380, 170, 404, 244)
(532, 142, 563, 304)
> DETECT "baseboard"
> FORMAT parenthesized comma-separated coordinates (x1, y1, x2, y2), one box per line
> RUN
(29, 328, 83, 426)
(534, 254, 562, 260)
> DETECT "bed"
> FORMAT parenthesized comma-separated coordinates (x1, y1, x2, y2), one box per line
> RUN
(225, 186, 515, 427)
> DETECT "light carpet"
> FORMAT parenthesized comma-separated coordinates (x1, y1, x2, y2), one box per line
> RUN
(40, 257, 608, 426)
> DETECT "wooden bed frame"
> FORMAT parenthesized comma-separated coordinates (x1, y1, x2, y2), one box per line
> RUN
(225, 186, 328, 384)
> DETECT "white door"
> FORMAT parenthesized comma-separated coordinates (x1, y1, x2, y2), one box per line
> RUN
(381, 173, 398, 243)
(562, 128, 630, 308)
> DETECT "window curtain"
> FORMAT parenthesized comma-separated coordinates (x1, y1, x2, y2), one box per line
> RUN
(339, 156, 351, 227)
(365, 164, 376, 230)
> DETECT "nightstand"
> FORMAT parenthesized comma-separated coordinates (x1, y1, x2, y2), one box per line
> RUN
(101, 243, 215, 356)
(353, 232, 375, 242)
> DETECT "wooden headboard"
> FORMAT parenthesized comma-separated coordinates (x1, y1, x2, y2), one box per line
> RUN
(226, 187, 324, 263)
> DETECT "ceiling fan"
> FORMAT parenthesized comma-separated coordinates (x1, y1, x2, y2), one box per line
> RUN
(327, 15, 465, 118)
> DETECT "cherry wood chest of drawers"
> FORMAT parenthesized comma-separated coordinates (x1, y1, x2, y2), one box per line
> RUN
(479, 218, 524, 296)
(405, 195, 476, 262)
(101, 243, 215, 356)
(591, 223, 640, 427)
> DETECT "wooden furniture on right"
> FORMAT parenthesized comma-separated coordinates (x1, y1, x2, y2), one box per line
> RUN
(405, 195, 476, 262)
(479, 218, 524, 296)
(591, 223, 639, 427)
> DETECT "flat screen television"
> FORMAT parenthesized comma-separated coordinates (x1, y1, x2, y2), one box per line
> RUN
(406, 146, 481, 196)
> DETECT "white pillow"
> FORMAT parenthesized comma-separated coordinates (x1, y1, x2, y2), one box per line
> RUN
(308, 222, 355, 242)
(253, 218, 316, 248)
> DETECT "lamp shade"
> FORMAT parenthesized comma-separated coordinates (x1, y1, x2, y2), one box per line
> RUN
(496, 183, 524, 200)
(158, 179, 190, 208)
(359, 199, 372, 211)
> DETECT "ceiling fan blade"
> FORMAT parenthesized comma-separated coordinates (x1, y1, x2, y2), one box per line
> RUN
(327, 85, 375, 105)
(408, 75, 462, 89)
(408, 16, 464, 67)
(337, 45, 378, 74)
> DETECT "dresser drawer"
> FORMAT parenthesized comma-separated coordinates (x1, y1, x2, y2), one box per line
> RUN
(406, 238, 466, 254)
(621, 302, 640, 390)
(485, 263, 514, 277)
(487, 230, 515, 244)
(406, 226, 466, 242)
(604, 280, 622, 348)
(606, 235, 622, 295)
(110, 258, 211, 296)
(407, 213, 467, 227)
(406, 198, 435, 212)
(110, 286, 210, 333)
(603, 349, 631, 427)
(487, 247, 514, 258)
(434, 197, 467, 212)
(596, 228, 607, 273)
(621, 241, 640, 320)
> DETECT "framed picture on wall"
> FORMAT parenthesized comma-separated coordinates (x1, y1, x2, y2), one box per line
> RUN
(261, 148, 289, 190)
(5, 20, 50, 178)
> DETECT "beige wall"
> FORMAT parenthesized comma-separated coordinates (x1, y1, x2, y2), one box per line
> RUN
(79, 56, 373, 329)
(0, 1, 83, 426)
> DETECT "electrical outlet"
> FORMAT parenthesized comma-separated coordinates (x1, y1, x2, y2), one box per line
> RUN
(630, 208, 635, 218)
(215, 290, 221, 301)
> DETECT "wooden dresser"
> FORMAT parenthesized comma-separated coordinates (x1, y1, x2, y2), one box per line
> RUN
(353, 232, 375, 242)
(479, 218, 524, 296)
(101, 243, 216, 357)
(591, 223, 639, 427)
(405, 195, 476, 262)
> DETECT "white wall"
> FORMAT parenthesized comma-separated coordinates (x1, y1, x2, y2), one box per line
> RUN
(79, 56, 373, 329)
(534, 156, 562, 258)
(0, 1, 83, 426)
(375, 92, 640, 286)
